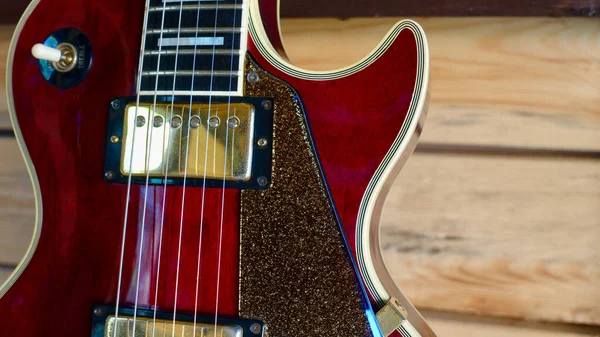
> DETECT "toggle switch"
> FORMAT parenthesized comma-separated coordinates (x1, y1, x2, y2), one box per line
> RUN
(34, 27, 93, 89)
(32, 42, 78, 72)
(31, 43, 62, 62)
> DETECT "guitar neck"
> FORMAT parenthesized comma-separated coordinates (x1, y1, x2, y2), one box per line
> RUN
(139, 0, 249, 96)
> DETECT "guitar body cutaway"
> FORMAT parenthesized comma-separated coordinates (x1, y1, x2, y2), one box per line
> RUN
(1, 0, 432, 336)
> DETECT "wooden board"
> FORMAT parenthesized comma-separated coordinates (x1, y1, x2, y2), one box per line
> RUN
(2, 18, 600, 151)
(0, 137, 598, 325)
(0, 138, 34, 266)
(280, 17, 600, 152)
(422, 311, 600, 337)
(278, 0, 600, 18)
(381, 152, 600, 325)
(0, 26, 11, 130)
(1, 0, 599, 24)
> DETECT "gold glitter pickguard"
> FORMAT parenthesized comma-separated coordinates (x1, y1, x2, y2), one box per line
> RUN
(239, 58, 374, 336)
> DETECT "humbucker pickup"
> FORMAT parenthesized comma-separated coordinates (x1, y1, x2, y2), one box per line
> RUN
(91, 305, 266, 337)
(104, 96, 274, 189)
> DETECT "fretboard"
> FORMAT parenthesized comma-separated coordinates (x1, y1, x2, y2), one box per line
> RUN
(138, 0, 248, 96)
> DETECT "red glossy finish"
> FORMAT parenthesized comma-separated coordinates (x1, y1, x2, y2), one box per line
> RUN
(1, 1, 420, 336)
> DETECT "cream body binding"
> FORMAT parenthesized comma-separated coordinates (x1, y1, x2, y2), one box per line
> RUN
(3, 1, 432, 336)
(248, 2, 432, 336)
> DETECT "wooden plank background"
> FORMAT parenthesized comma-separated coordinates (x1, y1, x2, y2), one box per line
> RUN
(1, 0, 599, 23)
(1, 17, 600, 336)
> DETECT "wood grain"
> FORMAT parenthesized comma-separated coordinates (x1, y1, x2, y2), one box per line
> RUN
(422, 311, 600, 337)
(278, 0, 600, 18)
(0, 136, 598, 325)
(381, 153, 600, 325)
(280, 17, 600, 152)
(3, 18, 599, 151)
(1, 0, 599, 24)
(0, 138, 33, 266)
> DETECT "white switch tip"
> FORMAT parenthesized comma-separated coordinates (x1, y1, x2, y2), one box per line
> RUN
(31, 43, 62, 62)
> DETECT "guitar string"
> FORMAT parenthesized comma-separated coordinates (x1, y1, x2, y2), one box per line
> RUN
(112, 0, 153, 336)
(183, 0, 224, 334)
(213, 0, 242, 334)
(165, 0, 190, 336)
(185, 0, 210, 336)
(148, 0, 191, 336)
(131, 0, 171, 335)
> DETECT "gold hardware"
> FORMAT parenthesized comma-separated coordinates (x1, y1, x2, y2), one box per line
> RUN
(52, 43, 78, 73)
(376, 297, 408, 336)
(110, 135, 120, 144)
(121, 103, 255, 181)
(105, 315, 243, 337)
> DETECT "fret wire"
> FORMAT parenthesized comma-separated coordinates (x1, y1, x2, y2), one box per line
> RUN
(148, 4, 243, 11)
(140, 0, 247, 94)
(144, 49, 240, 55)
(142, 70, 242, 76)
(147, 28, 243, 34)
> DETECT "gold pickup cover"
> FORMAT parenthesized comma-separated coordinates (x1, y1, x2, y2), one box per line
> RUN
(105, 316, 243, 337)
(121, 103, 255, 181)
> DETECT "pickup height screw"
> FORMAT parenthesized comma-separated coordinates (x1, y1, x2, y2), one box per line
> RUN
(250, 323, 261, 334)
(262, 100, 273, 111)
(110, 135, 120, 144)
(247, 72, 259, 83)
(190, 116, 201, 128)
(94, 307, 104, 317)
(105, 171, 115, 180)
(257, 138, 268, 147)
(257, 176, 269, 187)
(111, 100, 120, 110)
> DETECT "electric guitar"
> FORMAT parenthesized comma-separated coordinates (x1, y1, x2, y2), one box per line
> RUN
(1, 0, 433, 336)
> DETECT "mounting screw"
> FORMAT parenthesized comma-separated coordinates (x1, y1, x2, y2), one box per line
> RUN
(250, 323, 261, 335)
(257, 138, 268, 147)
(261, 100, 273, 111)
(110, 135, 120, 144)
(105, 171, 115, 180)
(111, 100, 120, 110)
(247, 72, 259, 83)
(94, 307, 104, 317)
(257, 176, 269, 187)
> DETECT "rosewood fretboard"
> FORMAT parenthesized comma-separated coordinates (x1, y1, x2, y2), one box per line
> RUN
(139, 0, 247, 95)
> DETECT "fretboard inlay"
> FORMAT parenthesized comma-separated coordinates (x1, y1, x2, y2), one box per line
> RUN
(139, 0, 247, 95)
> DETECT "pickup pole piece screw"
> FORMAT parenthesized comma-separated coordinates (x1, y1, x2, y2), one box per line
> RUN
(110, 135, 120, 144)
(228, 116, 240, 129)
(262, 100, 273, 111)
(190, 116, 201, 128)
(111, 100, 120, 110)
(136, 116, 146, 127)
(257, 176, 269, 187)
(209, 116, 221, 128)
(171, 116, 182, 128)
(247, 72, 259, 83)
(258, 138, 268, 147)
(154, 115, 164, 128)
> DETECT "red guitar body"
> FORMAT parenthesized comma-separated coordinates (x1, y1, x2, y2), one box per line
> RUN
(1, 0, 433, 336)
